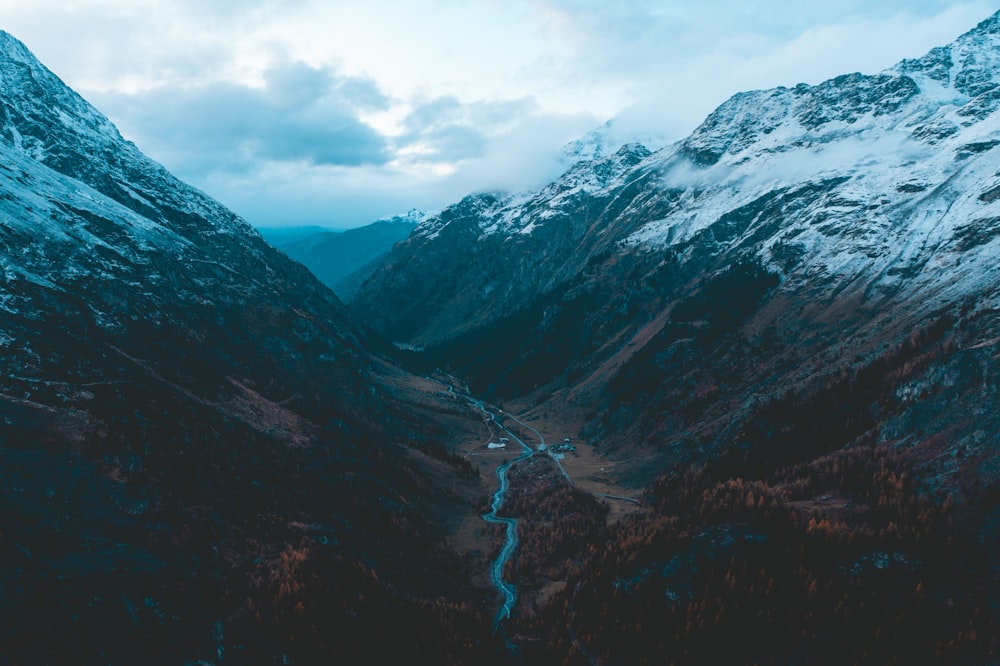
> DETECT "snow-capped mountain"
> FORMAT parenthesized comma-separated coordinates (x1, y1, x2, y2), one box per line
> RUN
(358, 10, 1000, 341)
(353, 11, 1000, 452)
(620, 16, 1000, 309)
(381, 207, 438, 226)
(357, 142, 656, 343)
(0, 29, 377, 442)
(351, 21, 1000, 659)
(560, 117, 671, 165)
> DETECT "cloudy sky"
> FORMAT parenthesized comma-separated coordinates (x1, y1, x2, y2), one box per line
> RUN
(2, 1, 995, 228)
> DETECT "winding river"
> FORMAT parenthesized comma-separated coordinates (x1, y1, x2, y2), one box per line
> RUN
(442, 380, 630, 654)
(454, 388, 535, 626)
(482, 427, 534, 625)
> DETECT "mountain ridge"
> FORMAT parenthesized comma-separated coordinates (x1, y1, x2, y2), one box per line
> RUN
(349, 10, 1000, 511)
(0, 30, 501, 664)
(345, 13, 1000, 661)
(354, 9, 1000, 357)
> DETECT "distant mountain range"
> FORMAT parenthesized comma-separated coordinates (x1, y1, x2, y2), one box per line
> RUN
(263, 210, 429, 300)
(256, 224, 335, 245)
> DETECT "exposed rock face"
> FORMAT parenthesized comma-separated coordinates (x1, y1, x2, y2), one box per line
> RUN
(352, 12, 1000, 426)
(352, 143, 658, 345)
(349, 13, 1000, 512)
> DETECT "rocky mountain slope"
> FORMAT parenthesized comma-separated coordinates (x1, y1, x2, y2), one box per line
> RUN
(352, 143, 657, 345)
(0, 31, 499, 664)
(354, 10, 1000, 425)
(351, 14, 1000, 662)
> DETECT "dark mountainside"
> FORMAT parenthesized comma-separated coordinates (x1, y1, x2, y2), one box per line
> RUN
(0, 32, 502, 664)
(272, 215, 419, 300)
(351, 12, 1000, 664)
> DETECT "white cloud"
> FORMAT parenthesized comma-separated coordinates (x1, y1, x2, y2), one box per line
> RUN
(0, 1, 996, 227)
(90, 58, 392, 175)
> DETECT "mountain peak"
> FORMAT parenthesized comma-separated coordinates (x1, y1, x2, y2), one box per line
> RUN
(376, 208, 438, 226)
(561, 118, 669, 167)
(0, 29, 259, 247)
(0, 30, 125, 166)
(0, 30, 37, 62)
(0, 30, 73, 105)
(967, 9, 1000, 36)
(678, 8, 1000, 170)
